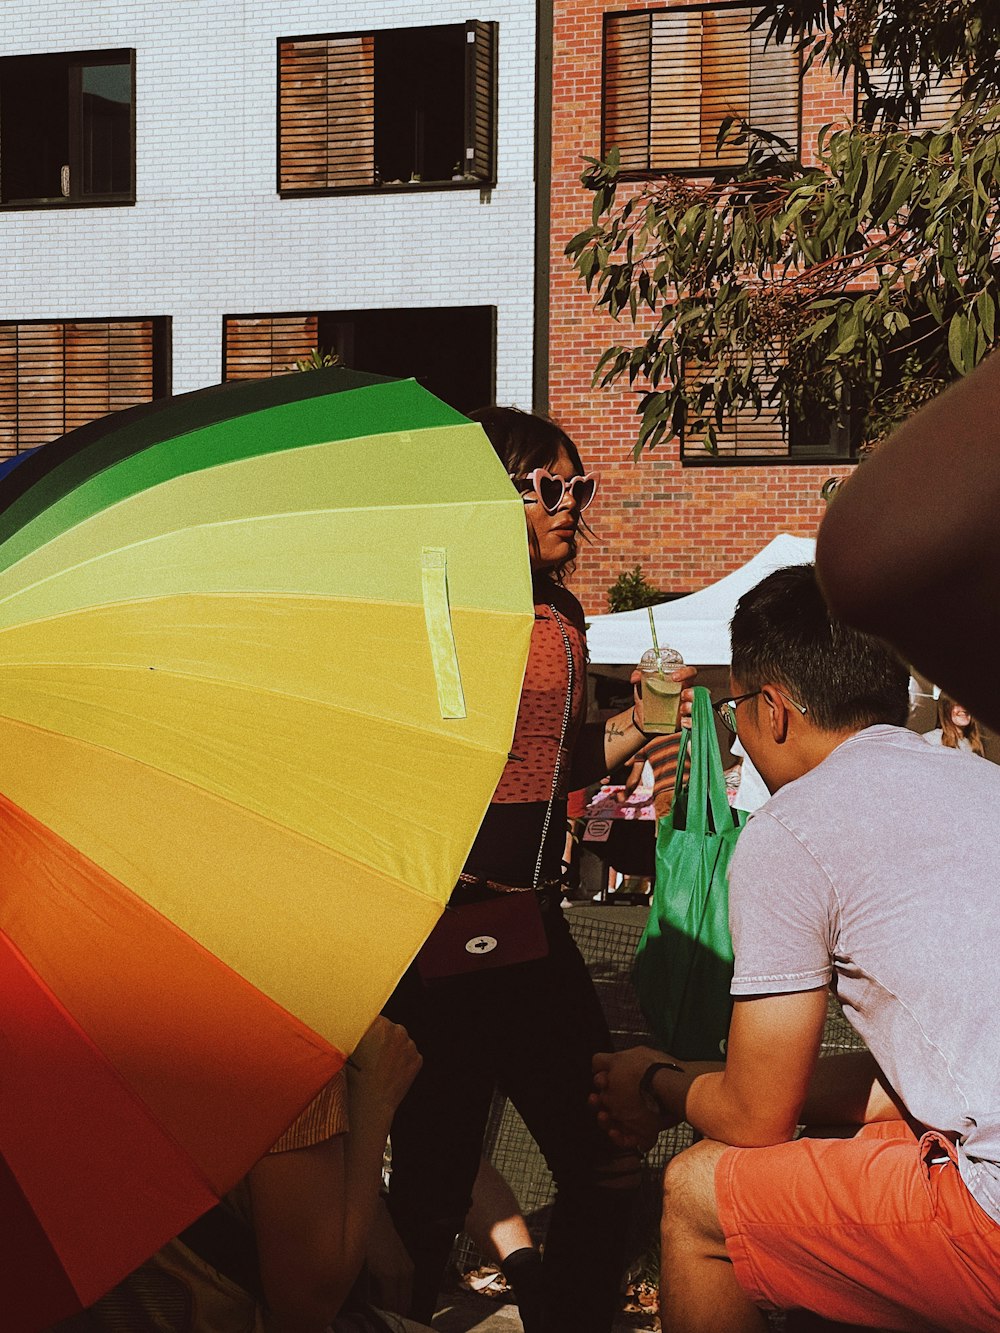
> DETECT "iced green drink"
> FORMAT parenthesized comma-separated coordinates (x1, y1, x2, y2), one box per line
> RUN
(640, 647, 683, 733)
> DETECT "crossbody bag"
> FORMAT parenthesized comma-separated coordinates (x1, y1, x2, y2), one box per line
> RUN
(416, 604, 576, 980)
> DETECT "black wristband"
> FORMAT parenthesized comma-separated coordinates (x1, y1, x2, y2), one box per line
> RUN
(631, 706, 647, 735)
(638, 1059, 685, 1119)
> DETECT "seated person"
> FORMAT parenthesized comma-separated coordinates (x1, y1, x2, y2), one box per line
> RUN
(58, 1017, 427, 1333)
(592, 564, 1000, 1333)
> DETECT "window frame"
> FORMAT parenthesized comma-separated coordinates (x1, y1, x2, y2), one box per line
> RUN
(0, 48, 136, 210)
(676, 349, 863, 467)
(682, 429, 864, 466)
(221, 307, 497, 413)
(276, 22, 498, 198)
(601, 2, 802, 180)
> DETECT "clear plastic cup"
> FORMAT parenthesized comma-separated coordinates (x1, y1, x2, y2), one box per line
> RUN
(640, 647, 684, 733)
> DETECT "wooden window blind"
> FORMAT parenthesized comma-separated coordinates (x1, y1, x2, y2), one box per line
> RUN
(604, 4, 801, 175)
(862, 62, 965, 130)
(223, 315, 320, 380)
(0, 319, 157, 457)
(278, 23, 496, 193)
(681, 360, 788, 459)
(278, 37, 376, 191)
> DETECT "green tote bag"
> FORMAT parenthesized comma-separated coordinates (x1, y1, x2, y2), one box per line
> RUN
(633, 687, 747, 1061)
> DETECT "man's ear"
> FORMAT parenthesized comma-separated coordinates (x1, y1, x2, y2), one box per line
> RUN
(760, 685, 790, 743)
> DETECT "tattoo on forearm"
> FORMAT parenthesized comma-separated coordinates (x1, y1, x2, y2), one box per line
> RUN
(605, 719, 629, 742)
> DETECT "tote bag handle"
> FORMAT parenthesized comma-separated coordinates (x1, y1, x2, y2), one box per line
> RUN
(676, 686, 736, 838)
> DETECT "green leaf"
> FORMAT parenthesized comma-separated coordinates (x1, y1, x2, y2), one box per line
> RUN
(976, 289, 996, 343)
(948, 312, 969, 374)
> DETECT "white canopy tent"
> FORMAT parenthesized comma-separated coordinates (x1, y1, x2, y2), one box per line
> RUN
(586, 534, 816, 665)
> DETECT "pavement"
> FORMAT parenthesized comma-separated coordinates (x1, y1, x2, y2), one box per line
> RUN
(431, 1284, 656, 1332)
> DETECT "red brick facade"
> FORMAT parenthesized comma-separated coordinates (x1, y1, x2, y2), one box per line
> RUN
(548, 0, 858, 612)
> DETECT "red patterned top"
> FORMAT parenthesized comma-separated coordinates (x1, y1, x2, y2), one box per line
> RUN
(463, 579, 587, 886)
(493, 585, 587, 803)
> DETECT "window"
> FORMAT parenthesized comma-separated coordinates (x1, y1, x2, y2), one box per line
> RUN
(223, 307, 495, 414)
(278, 23, 497, 194)
(0, 318, 170, 456)
(679, 353, 859, 464)
(603, 4, 800, 176)
(0, 50, 135, 207)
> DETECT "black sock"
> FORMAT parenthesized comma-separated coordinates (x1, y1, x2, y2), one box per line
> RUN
(501, 1246, 545, 1333)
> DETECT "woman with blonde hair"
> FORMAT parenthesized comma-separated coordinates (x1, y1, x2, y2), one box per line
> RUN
(923, 694, 985, 756)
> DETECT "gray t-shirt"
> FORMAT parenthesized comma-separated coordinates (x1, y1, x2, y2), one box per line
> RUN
(728, 724, 1000, 1224)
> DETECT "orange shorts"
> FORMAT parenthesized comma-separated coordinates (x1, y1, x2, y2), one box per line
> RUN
(716, 1120, 1000, 1332)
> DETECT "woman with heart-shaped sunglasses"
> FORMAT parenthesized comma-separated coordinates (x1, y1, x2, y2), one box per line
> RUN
(384, 407, 696, 1333)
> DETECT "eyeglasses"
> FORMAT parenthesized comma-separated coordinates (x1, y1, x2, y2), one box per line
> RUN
(512, 468, 599, 514)
(713, 689, 808, 734)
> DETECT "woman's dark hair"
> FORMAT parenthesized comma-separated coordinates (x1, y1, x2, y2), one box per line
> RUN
(467, 405, 587, 580)
(937, 694, 985, 755)
(467, 405, 585, 477)
(730, 563, 910, 731)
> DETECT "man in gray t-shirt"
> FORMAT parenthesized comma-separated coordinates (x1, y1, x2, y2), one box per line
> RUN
(592, 564, 1000, 1333)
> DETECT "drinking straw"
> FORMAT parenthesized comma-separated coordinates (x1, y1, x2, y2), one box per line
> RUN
(647, 607, 665, 674)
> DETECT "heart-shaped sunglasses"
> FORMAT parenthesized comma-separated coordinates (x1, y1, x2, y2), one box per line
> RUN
(512, 467, 599, 514)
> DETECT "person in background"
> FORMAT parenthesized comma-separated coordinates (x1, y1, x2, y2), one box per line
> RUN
(462, 1158, 543, 1311)
(625, 733, 689, 821)
(923, 694, 986, 756)
(58, 1017, 427, 1333)
(727, 735, 771, 812)
(384, 406, 695, 1333)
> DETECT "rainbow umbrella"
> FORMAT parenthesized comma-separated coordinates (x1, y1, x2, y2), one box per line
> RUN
(0, 369, 533, 1330)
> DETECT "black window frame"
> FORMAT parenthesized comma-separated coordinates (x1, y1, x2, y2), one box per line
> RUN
(222, 306, 497, 413)
(276, 22, 498, 197)
(0, 48, 136, 210)
(601, 2, 802, 180)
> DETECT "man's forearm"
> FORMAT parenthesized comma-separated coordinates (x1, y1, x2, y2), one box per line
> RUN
(671, 1066, 802, 1147)
(642, 1060, 790, 1148)
(650, 1051, 903, 1147)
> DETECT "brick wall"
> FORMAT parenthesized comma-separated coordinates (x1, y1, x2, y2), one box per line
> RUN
(549, 0, 858, 613)
(0, 0, 537, 404)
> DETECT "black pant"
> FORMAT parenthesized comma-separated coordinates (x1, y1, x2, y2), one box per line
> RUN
(383, 897, 637, 1332)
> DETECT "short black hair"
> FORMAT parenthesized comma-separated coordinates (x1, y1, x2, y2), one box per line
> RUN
(731, 564, 910, 731)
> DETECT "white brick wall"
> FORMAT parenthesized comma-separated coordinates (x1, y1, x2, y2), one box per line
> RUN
(0, 0, 536, 402)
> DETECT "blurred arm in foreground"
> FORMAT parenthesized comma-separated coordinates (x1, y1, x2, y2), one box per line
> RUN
(816, 348, 1000, 732)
